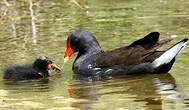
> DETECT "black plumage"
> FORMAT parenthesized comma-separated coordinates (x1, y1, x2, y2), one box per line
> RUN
(4, 56, 61, 80)
(64, 30, 188, 77)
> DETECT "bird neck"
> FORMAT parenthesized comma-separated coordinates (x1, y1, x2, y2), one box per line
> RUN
(77, 43, 102, 59)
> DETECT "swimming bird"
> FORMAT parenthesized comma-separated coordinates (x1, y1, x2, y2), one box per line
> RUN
(4, 56, 61, 80)
(64, 30, 188, 78)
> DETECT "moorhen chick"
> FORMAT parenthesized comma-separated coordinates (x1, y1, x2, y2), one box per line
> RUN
(64, 30, 188, 77)
(4, 56, 61, 80)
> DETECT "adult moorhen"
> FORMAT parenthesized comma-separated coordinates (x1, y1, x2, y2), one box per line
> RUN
(64, 30, 188, 77)
(4, 56, 61, 80)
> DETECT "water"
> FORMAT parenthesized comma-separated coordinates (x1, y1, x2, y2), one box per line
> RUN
(0, 0, 189, 109)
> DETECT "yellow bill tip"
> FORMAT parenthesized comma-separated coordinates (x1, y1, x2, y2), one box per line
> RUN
(64, 57, 69, 63)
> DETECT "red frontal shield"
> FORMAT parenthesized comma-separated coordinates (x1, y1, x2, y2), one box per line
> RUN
(64, 39, 74, 62)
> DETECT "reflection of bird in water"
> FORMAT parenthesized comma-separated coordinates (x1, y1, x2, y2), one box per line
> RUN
(67, 74, 187, 110)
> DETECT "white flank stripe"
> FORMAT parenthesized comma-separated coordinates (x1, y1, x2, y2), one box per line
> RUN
(105, 69, 113, 73)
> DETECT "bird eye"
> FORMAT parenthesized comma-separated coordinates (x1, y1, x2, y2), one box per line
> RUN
(48, 60, 53, 64)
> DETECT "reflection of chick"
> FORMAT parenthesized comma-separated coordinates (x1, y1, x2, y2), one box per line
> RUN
(4, 56, 61, 80)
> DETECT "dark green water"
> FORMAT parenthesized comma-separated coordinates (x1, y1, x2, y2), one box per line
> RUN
(0, 0, 189, 109)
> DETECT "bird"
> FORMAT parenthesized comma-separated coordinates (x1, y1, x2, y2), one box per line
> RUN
(3, 56, 61, 80)
(63, 30, 188, 78)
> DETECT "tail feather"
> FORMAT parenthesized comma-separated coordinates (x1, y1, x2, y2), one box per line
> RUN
(152, 38, 188, 68)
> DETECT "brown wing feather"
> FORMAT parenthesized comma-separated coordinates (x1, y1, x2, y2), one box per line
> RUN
(94, 46, 164, 68)
(94, 32, 171, 68)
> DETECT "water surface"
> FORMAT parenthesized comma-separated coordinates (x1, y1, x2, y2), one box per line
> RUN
(0, 0, 189, 109)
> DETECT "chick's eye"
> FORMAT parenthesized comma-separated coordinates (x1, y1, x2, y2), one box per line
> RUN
(48, 60, 53, 64)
